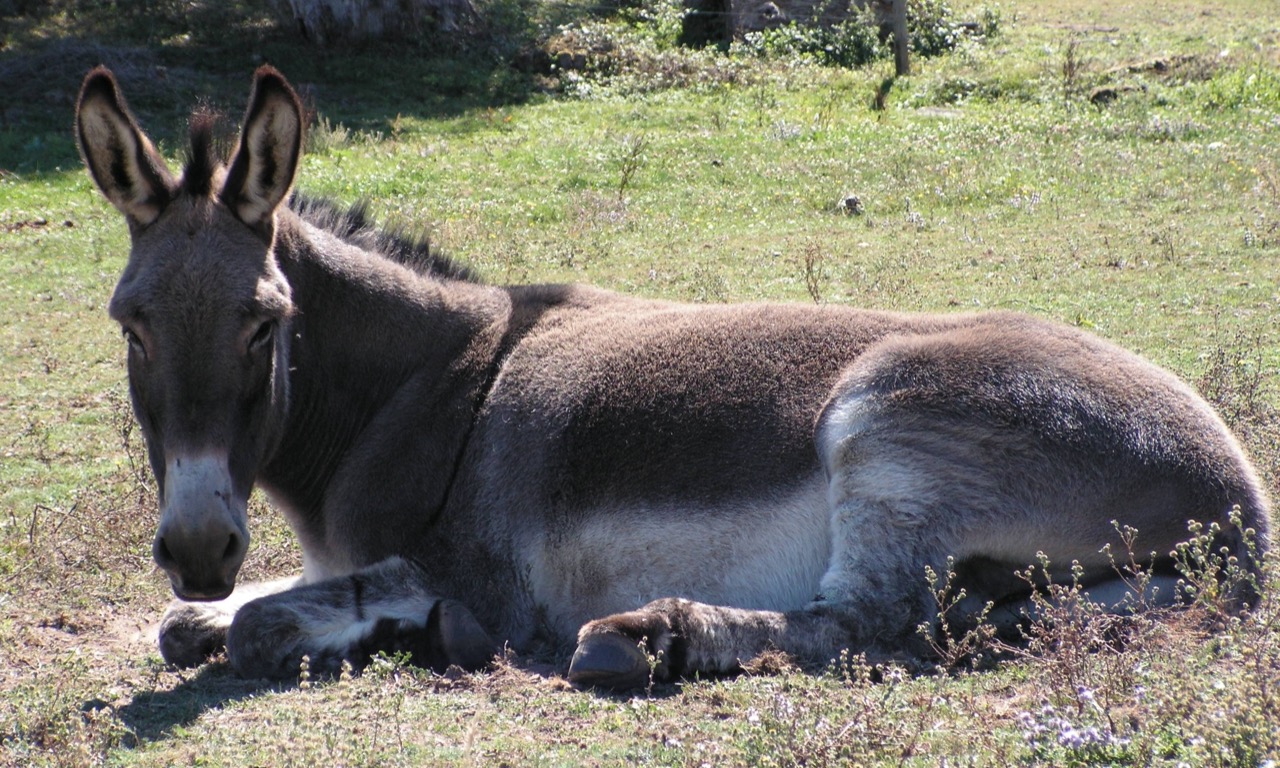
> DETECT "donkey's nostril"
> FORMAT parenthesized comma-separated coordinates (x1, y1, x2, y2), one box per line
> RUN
(222, 532, 242, 563)
(154, 535, 175, 570)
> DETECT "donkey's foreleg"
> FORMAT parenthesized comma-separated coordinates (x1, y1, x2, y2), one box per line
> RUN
(569, 599, 855, 689)
(159, 576, 300, 668)
(225, 557, 497, 679)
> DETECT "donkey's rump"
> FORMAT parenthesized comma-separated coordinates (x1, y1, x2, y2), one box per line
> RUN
(810, 313, 1268, 640)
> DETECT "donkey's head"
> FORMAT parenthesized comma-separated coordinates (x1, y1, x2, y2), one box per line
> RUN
(77, 67, 304, 600)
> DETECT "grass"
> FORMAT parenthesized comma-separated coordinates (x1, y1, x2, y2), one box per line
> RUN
(2, 0, 1279, 764)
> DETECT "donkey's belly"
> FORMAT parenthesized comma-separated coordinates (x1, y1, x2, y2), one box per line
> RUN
(523, 479, 832, 640)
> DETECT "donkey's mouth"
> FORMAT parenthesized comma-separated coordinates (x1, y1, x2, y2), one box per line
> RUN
(168, 577, 236, 602)
(155, 536, 243, 602)
(159, 552, 240, 601)
(155, 540, 245, 602)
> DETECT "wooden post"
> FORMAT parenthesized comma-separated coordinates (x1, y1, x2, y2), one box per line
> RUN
(893, 0, 910, 76)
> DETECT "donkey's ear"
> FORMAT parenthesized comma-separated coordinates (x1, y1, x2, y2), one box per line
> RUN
(75, 66, 176, 228)
(221, 66, 304, 233)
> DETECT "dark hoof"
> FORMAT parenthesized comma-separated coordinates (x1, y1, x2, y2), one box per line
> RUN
(568, 632, 651, 690)
(428, 599, 497, 671)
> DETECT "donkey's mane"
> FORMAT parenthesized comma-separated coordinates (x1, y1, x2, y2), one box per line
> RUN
(182, 108, 222, 198)
(181, 110, 478, 283)
(288, 196, 480, 283)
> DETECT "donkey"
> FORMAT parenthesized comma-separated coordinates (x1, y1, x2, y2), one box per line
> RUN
(75, 65, 1271, 688)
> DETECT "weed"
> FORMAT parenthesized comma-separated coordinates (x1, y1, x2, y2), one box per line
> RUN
(1149, 224, 1181, 262)
(907, 0, 965, 58)
(811, 87, 843, 130)
(1203, 65, 1280, 111)
(1195, 324, 1280, 491)
(1196, 326, 1273, 436)
(799, 241, 827, 304)
(732, 0, 971, 70)
(1061, 37, 1083, 108)
(613, 133, 650, 202)
(298, 655, 313, 689)
(768, 119, 802, 141)
(308, 116, 350, 156)
(749, 78, 779, 127)
(363, 653, 412, 753)
(687, 264, 729, 302)
(19, 416, 54, 466)
(1171, 511, 1264, 616)
(1015, 697, 1133, 764)
(547, 17, 747, 98)
(0, 652, 134, 767)
(976, 5, 1003, 39)
(919, 557, 997, 671)
(742, 14, 883, 69)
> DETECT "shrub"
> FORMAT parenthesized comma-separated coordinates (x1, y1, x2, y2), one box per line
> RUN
(1202, 65, 1280, 111)
(907, 0, 964, 58)
(741, 14, 883, 69)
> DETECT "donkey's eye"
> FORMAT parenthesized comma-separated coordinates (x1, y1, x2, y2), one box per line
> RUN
(248, 321, 275, 353)
(122, 328, 147, 358)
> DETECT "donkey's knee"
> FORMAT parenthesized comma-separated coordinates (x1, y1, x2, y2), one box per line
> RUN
(158, 575, 300, 668)
(158, 599, 235, 668)
(225, 560, 497, 679)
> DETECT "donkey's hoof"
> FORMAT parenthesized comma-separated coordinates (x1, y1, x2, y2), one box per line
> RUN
(428, 599, 497, 671)
(568, 632, 651, 690)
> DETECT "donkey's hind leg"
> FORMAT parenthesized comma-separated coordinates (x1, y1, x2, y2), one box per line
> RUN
(569, 598, 862, 689)
(569, 421, 1084, 687)
(567, 495, 950, 689)
(225, 556, 497, 679)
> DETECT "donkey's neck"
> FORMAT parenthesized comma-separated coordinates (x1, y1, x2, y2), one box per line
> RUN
(258, 216, 510, 565)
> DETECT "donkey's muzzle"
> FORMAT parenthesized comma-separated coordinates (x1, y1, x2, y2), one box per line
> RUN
(154, 453, 250, 601)
(153, 527, 246, 600)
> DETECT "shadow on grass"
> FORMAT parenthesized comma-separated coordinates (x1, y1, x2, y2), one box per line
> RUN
(105, 648, 682, 745)
(0, 2, 554, 174)
(580, 679, 687, 701)
(111, 663, 291, 743)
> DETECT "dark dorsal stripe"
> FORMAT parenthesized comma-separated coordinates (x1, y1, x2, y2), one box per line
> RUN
(287, 195, 480, 283)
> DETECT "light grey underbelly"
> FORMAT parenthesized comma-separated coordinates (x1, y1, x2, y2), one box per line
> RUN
(523, 479, 833, 637)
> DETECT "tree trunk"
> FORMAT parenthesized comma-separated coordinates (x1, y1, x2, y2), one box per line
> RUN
(892, 0, 909, 75)
(271, 0, 481, 45)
